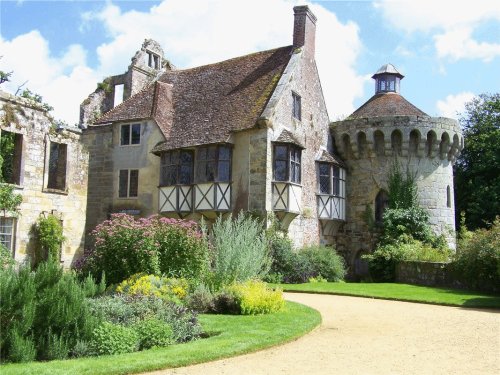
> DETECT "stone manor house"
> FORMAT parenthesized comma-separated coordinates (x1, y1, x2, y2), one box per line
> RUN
(0, 5, 463, 275)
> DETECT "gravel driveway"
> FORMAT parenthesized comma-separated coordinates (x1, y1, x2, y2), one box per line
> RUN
(151, 292, 500, 375)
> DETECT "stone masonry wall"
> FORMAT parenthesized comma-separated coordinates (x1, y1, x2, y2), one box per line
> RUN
(1, 91, 88, 267)
(331, 115, 463, 265)
(264, 49, 332, 249)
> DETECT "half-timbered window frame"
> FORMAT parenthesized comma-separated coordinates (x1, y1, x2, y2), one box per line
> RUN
(317, 162, 343, 197)
(273, 143, 302, 184)
(195, 144, 232, 183)
(160, 149, 194, 186)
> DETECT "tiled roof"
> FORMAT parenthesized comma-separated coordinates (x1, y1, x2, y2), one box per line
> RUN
(372, 63, 404, 78)
(317, 150, 346, 167)
(274, 129, 305, 148)
(348, 92, 428, 119)
(96, 46, 293, 152)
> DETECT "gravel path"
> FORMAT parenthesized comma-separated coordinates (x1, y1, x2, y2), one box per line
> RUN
(151, 292, 500, 375)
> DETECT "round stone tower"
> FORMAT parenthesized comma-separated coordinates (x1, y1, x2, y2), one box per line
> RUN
(330, 64, 463, 273)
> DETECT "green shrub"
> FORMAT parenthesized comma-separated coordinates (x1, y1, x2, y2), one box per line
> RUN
(186, 283, 215, 313)
(88, 295, 201, 342)
(0, 260, 101, 362)
(452, 218, 500, 292)
(208, 213, 271, 291)
(34, 214, 65, 265)
(151, 216, 209, 281)
(115, 274, 189, 304)
(75, 214, 208, 285)
(381, 207, 438, 245)
(0, 243, 14, 268)
(364, 238, 451, 282)
(212, 290, 240, 315)
(71, 340, 91, 358)
(227, 280, 284, 315)
(90, 322, 139, 356)
(300, 245, 346, 282)
(133, 318, 173, 350)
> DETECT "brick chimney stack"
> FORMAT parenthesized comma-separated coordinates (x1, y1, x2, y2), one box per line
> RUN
(293, 5, 317, 58)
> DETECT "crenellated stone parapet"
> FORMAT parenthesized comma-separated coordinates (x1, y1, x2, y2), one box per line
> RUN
(331, 115, 463, 164)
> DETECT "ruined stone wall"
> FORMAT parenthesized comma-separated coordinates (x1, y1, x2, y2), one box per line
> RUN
(331, 115, 463, 264)
(0, 92, 88, 267)
(264, 50, 332, 249)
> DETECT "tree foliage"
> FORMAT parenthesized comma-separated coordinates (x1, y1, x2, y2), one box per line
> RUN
(455, 93, 500, 230)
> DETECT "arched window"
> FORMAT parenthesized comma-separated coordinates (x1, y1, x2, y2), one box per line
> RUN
(342, 134, 351, 158)
(440, 132, 450, 159)
(357, 132, 367, 158)
(374, 130, 385, 156)
(391, 130, 402, 156)
(409, 130, 420, 156)
(375, 190, 389, 224)
(426, 131, 436, 157)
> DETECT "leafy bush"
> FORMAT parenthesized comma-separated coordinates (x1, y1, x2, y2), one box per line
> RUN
(452, 218, 500, 292)
(212, 290, 240, 315)
(227, 280, 284, 315)
(208, 213, 271, 291)
(90, 322, 138, 356)
(0, 260, 101, 362)
(34, 214, 65, 264)
(0, 183, 22, 211)
(300, 246, 346, 282)
(75, 214, 208, 285)
(0, 242, 14, 268)
(88, 295, 201, 342)
(186, 283, 215, 313)
(364, 238, 451, 282)
(115, 274, 189, 304)
(150, 216, 209, 281)
(381, 207, 439, 246)
(133, 318, 173, 350)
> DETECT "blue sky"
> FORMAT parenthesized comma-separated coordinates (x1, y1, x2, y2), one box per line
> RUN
(1, 0, 499, 125)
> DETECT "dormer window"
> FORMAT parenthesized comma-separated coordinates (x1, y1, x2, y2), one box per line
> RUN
(146, 51, 160, 69)
(120, 123, 141, 146)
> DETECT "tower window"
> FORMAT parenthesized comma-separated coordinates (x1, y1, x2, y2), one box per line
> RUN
(47, 142, 67, 191)
(292, 92, 301, 120)
(0, 130, 23, 185)
(375, 190, 389, 224)
(146, 51, 160, 69)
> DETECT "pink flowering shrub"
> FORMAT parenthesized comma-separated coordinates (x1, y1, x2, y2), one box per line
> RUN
(75, 214, 209, 285)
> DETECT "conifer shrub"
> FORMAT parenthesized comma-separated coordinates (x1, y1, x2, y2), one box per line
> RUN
(89, 322, 139, 356)
(0, 260, 101, 362)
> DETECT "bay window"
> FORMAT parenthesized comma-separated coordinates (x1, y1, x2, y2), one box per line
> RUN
(273, 144, 301, 184)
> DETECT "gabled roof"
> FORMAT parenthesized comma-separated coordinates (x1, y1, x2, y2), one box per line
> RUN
(96, 46, 294, 152)
(348, 92, 428, 119)
(274, 129, 305, 148)
(317, 150, 346, 167)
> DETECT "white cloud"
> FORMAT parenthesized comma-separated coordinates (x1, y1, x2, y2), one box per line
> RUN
(0, 0, 365, 123)
(436, 92, 475, 119)
(375, 0, 500, 62)
(0, 31, 98, 125)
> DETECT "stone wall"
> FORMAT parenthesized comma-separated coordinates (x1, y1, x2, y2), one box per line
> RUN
(331, 115, 463, 266)
(264, 48, 332, 248)
(396, 261, 449, 287)
(0, 91, 88, 267)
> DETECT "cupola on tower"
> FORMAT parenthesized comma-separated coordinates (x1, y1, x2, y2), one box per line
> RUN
(330, 64, 463, 277)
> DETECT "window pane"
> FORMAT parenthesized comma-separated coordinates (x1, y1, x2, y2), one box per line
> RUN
(197, 147, 207, 161)
(291, 162, 301, 183)
(319, 163, 329, 176)
(319, 175, 330, 194)
(121, 125, 130, 145)
(0, 218, 13, 251)
(180, 165, 192, 184)
(274, 160, 287, 181)
(219, 146, 230, 161)
(207, 146, 216, 160)
(119, 170, 128, 197)
(206, 161, 216, 182)
(218, 161, 230, 182)
(332, 166, 340, 195)
(131, 124, 141, 145)
(196, 161, 207, 182)
(129, 170, 139, 197)
(164, 166, 177, 185)
(180, 151, 193, 163)
(275, 145, 287, 160)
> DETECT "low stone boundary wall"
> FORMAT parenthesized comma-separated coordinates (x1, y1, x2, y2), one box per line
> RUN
(395, 261, 456, 288)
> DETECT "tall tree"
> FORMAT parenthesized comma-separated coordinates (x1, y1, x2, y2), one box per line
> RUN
(454, 93, 500, 230)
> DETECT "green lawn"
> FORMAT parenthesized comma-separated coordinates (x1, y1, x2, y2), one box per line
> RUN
(1, 301, 320, 375)
(276, 282, 500, 308)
